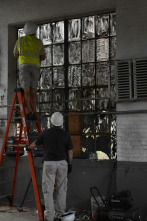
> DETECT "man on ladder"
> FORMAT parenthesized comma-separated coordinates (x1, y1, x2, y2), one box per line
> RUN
(13, 20, 46, 120)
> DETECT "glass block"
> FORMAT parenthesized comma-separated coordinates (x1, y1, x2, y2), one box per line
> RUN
(97, 87, 109, 98)
(110, 114, 116, 134)
(82, 64, 95, 86)
(68, 65, 81, 87)
(96, 114, 116, 158)
(53, 67, 65, 87)
(18, 28, 25, 38)
(40, 68, 52, 89)
(96, 62, 109, 85)
(38, 91, 51, 111)
(69, 89, 81, 111)
(96, 114, 110, 133)
(96, 135, 110, 157)
(82, 88, 95, 111)
(40, 24, 52, 45)
(110, 115, 117, 158)
(82, 40, 95, 63)
(68, 19, 81, 42)
(69, 42, 81, 64)
(96, 38, 109, 61)
(40, 116, 51, 130)
(111, 135, 117, 159)
(110, 13, 116, 36)
(98, 98, 110, 110)
(110, 37, 116, 60)
(41, 46, 52, 67)
(53, 21, 64, 43)
(110, 62, 116, 85)
(110, 86, 116, 109)
(52, 89, 65, 111)
(82, 16, 95, 39)
(81, 135, 95, 156)
(96, 88, 109, 110)
(95, 14, 109, 37)
(53, 44, 64, 65)
(83, 115, 95, 133)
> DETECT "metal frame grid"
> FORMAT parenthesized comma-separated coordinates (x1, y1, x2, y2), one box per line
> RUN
(17, 12, 117, 159)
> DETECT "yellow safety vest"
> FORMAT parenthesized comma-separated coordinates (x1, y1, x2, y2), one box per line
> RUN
(17, 35, 43, 67)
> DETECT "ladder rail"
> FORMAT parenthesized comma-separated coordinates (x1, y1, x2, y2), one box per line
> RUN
(11, 150, 20, 205)
(17, 91, 30, 145)
(0, 92, 17, 166)
(0, 89, 44, 221)
(28, 151, 44, 220)
(17, 90, 44, 220)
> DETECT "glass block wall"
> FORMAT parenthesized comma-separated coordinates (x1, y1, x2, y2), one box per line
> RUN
(17, 12, 116, 159)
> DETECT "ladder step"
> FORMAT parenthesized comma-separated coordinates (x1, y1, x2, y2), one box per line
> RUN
(6, 144, 26, 147)
(5, 151, 24, 156)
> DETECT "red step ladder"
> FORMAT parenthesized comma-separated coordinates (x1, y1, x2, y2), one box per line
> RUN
(0, 88, 44, 221)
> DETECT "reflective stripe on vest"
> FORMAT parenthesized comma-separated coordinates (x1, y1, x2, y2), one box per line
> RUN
(18, 36, 42, 67)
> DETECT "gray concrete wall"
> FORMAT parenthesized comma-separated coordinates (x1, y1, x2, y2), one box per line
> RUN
(116, 161, 147, 220)
(0, 156, 116, 212)
(116, 0, 147, 60)
(116, 1, 147, 220)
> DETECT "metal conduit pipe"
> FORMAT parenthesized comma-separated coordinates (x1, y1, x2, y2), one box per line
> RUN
(0, 104, 19, 108)
(0, 110, 147, 120)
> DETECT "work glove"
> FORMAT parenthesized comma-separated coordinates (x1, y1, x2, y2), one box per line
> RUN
(68, 164, 72, 174)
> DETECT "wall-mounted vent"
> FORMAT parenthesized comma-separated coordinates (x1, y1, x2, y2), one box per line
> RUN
(116, 61, 132, 101)
(134, 59, 147, 99)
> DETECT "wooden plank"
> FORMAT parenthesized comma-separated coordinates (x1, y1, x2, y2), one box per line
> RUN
(71, 135, 81, 157)
(68, 112, 81, 134)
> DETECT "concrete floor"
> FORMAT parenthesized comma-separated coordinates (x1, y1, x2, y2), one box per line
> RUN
(0, 206, 39, 221)
(0, 205, 91, 221)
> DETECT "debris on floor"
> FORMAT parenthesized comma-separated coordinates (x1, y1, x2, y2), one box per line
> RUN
(0, 205, 92, 221)
(70, 208, 91, 221)
(0, 205, 38, 221)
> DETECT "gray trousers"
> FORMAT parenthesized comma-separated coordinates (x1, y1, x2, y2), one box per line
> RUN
(42, 160, 68, 221)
